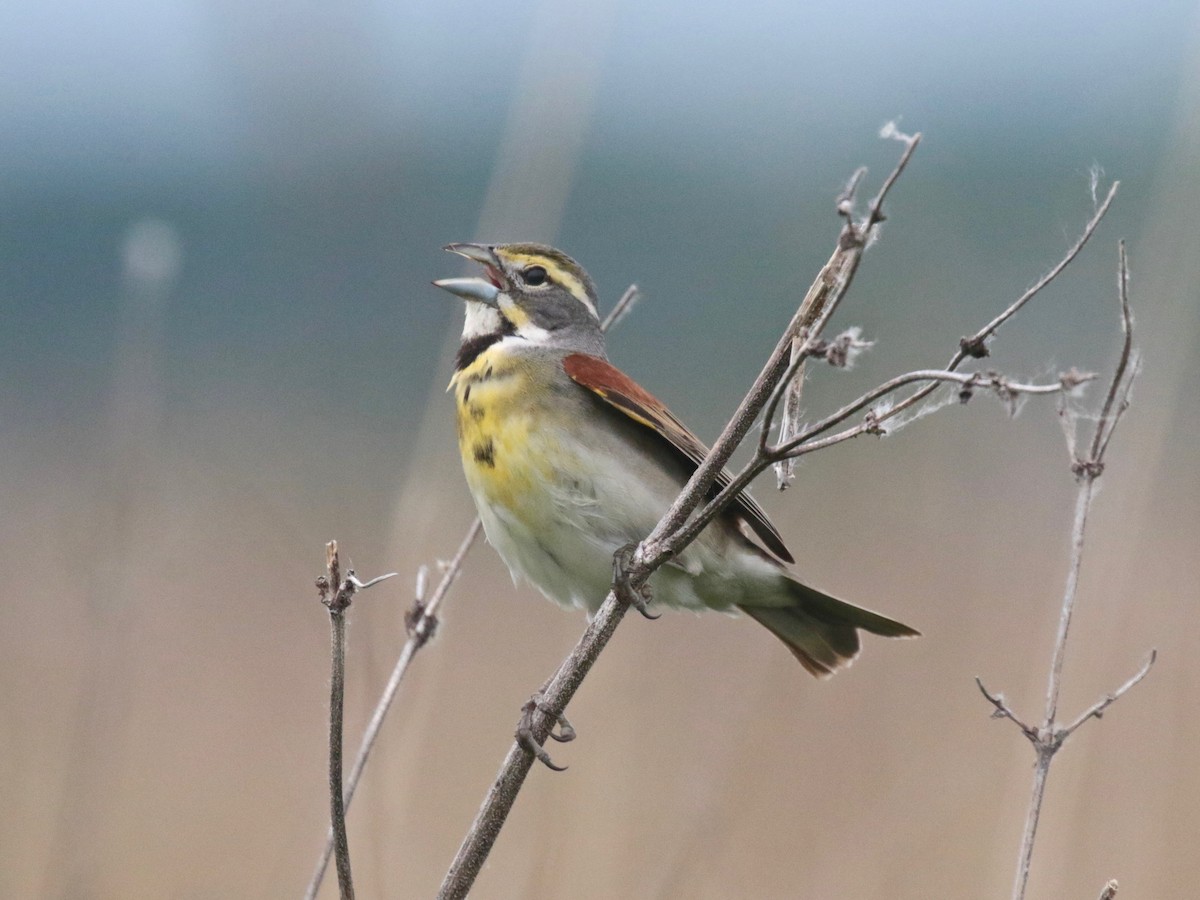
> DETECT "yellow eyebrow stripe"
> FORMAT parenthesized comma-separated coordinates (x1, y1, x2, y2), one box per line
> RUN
(503, 252, 597, 317)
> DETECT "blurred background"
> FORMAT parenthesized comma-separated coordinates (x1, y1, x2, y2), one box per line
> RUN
(2, 0, 1198, 897)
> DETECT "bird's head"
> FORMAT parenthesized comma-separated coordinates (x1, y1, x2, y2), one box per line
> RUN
(434, 243, 605, 357)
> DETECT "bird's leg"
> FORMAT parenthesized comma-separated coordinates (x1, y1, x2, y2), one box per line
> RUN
(613, 542, 659, 620)
(517, 678, 576, 772)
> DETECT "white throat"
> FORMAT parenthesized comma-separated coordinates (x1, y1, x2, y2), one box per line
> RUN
(461, 300, 503, 339)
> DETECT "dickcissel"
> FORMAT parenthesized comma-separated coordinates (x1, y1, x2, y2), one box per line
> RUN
(434, 243, 918, 676)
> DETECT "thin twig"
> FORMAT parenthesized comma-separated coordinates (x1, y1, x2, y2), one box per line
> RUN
(437, 130, 922, 900)
(601, 283, 641, 332)
(961, 182, 1121, 358)
(320, 544, 354, 900)
(1092, 242, 1134, 463)
(741, 181, 1117, 475)
(874, 180, 1119, 432)
(771, 165, 875, 490)
(974, 678, 1038, 742)
(1060, 651, 1156, 739)
(437, 595, 631, 900)
(773, 339, 806, 490)
(317, 541, 398, 900)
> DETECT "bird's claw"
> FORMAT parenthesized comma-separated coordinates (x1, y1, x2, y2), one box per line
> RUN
(613, 543, 659, 620)
(517, 696, 575, 771)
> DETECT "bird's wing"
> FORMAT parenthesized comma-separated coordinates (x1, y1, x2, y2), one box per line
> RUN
(562, 353, 794, 564)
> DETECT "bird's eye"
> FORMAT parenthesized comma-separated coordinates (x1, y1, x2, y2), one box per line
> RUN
(521, 265, 548, 286)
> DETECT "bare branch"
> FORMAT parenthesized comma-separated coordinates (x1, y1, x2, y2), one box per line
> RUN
(1091, 241, 1135, 464)
(974, 677, 1039, 743)
(773, 327, 876, 488)
(782, 369, 1092, 454)
(667, 368, 1089, 558)
(869, 122, 921, 228)
(438, 587, 632, 900)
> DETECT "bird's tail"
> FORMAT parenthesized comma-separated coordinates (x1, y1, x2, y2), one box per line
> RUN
(738, 578, 919, 678)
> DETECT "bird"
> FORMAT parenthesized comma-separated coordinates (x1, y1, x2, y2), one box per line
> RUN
(433, 242, 918, 677)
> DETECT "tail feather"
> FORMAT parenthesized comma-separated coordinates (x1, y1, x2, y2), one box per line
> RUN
(738, 578, 919, 678)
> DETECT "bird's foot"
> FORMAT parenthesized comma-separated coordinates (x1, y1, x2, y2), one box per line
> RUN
(612, 543, 659, 620)
(517, 694, 575, 772)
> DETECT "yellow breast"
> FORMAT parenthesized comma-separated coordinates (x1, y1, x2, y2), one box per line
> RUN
(450, 345, 556, 512)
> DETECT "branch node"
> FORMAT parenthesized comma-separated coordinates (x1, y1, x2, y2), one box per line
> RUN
(809, 327, 873, 369)
(862, 408, 887, 436)
(959, 335, 990, 358)
(1071, 458, 1105, 481)
(404, 600, 439, 647)
(838, 225, 865, 251)
(1059, 367, 1094, 394)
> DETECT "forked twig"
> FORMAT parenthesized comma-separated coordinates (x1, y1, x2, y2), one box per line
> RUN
(975, 242, 1154, 900)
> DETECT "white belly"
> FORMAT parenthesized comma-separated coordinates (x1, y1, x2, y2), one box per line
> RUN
(470, 436, 779, 615)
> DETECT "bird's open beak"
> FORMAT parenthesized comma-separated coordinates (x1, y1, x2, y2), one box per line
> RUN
(433, 243, 504, 306)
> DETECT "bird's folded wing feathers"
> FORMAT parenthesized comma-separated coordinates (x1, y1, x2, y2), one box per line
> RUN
(562, 353, 795, 564)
